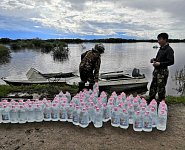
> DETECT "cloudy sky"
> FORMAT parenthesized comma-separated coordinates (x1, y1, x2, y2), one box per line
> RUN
(0, 0, 184, 39)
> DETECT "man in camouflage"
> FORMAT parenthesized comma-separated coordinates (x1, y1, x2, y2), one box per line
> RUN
(148, 33, 174, 103)
(78, 44, 105, 91)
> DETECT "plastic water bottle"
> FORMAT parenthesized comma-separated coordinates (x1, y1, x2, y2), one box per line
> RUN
(94, 107, 103, 128)
(59, 104, 67, 121)
(9, 105, 19, 123)
(43, 104, 51, 121)
(2, 105, 10, 123)
(157, 110, 167, 131)
(128, 104, 134, 124)
(103, 102, 112, 122)
(143, 111, 152, 132)
(18, 105, 27, 123)
(119, 109, 129, 129)
(26, 104, 35, 122)
(51, 103, 59, 121)
(35, 104, 44, 122)
(133, 111, 143, 131)
(0, 104, 2, 123)
(150, 107, 157, 128)
(111, 107, 120, 127)
(72, 106, 80, 125)
(67, 104, 74, 122)
(158, 100, 168, 112)
(133, 98, 139, 111)
(79, 108, 89, 128)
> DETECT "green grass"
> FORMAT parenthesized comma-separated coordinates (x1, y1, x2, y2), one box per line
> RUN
(165, 96, 185, 104)
(0, 45, 10, 58)
(0, 84, 185, 104)
(0, 84, 78, 98)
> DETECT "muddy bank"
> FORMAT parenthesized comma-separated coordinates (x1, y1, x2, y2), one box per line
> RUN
(0, 104, 185, 150)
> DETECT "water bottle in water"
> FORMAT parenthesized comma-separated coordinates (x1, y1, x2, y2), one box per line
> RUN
(9, 105, 19, 123)
(59, 104, 67, 121)
(51, 103, 59, 121)
(72, 106, 80, 125)
(133, 111, 143, 131)
(18, 105, 27, 123)
(67, 104, 74, 122)
(157, 110, 167, 131)
(2, 105, 10, 123)
(35, 104, 44, 122)
(119, 109, 129, 129)
(79, 108, 89, 128)
(94, 107, 103, 128)
(43, 104, 51, 121)
(143, 111, 152, 132)
(111, 107, 120, 127)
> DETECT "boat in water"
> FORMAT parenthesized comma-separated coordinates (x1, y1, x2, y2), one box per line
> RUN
(1, 68, 148, 92)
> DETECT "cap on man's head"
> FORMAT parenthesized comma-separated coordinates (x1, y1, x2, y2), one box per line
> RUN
(94, 43, 105, 53)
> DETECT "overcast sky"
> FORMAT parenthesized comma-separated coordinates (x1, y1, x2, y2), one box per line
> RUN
(0, 0, 184, 39)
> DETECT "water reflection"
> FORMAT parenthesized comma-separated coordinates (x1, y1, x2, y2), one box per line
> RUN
(0, 43, 185, 96)
(174, 66, 185, 95)
(0, 56, 11, 65)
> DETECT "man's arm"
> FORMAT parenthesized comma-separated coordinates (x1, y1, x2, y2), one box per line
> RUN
(160, 48, 174, 67)
(94, 57, 101, 82)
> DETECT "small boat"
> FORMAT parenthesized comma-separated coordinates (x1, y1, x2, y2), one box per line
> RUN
(1, 68, 78, 86)
(1, 68, 148, 92)
(67, 69, 148, 92)
(153, 45, 159, 49)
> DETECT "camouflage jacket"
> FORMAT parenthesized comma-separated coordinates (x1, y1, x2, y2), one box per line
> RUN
(79, 49, 101, 80)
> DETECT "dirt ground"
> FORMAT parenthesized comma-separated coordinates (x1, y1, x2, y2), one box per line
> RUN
(0, 104, 185, 150)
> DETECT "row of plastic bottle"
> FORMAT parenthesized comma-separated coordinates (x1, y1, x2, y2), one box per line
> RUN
(0, 83, 167, 131)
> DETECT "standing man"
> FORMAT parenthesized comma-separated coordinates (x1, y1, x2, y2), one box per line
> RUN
(78, 43, 105, 92)
(148, 33, 174, 103)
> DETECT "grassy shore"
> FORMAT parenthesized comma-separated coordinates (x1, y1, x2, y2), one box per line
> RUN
(0, 84, 78, 98)
(0, 84, 185, 104)
(0, 45, 10, 58)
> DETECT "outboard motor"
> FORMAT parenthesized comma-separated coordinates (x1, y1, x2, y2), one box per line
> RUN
(132, 68, 142, 77)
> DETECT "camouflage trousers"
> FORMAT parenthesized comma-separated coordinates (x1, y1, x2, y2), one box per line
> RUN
(78, 69, 95, 91)
(149, 68, 169, 102)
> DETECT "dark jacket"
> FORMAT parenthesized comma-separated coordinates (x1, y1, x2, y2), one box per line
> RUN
(155, 44, 174, 69)
(79, 49, 101, 80)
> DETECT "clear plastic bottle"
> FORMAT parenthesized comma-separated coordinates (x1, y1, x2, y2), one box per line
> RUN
(94, 107, 103, 128)
(72, 106, 80, 125)
(133, 111, 143, 131)
(150, 107, 157, 128)
(128, 104, 134, 124)
(79, 108, 89, 128)
(9, 105, 19, 123)
(2, 105, 10, 123)
(143, 111, 152, 132)
(157, 110, 167, 131)
(111, 107, 120, 127)
(59, 104, 67, 121)
(43, 104, 51, 121)
(103, 102, 112, 122)
(35, 104, 44, 122)
(119, 109, 129, 129)
(18, 105, 27, 123)
(67, 104, 74, 122)
(26, 104, 35, 122)
(51, 103, 59, 121)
